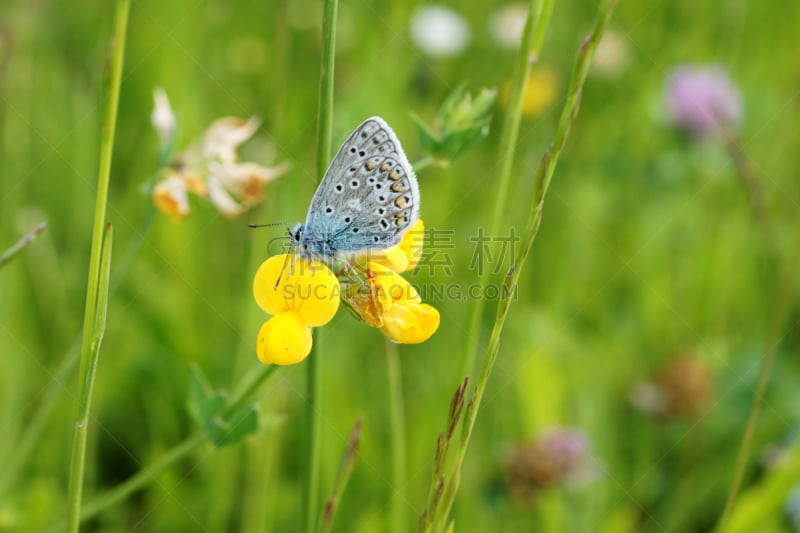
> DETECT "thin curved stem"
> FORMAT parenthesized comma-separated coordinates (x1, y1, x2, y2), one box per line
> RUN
(716, 225, 800, 532)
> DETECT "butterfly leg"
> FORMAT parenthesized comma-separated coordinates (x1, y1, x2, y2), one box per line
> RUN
(273, 252, 293, 290)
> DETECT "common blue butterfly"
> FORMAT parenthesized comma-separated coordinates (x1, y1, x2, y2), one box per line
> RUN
(289, 116, 420, 262)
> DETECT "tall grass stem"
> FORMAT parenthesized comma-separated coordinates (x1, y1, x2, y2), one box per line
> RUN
(434, 2, 617, 529)
(305, 1, 338, 531)
(460, 0, 554, 379)
(65, 223, 115, 532)
(64, 1, 130, 529)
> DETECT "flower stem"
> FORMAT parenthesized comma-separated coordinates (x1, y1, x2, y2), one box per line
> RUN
(413, 156, 444, 173)
(434, 2, 617, 530)
(64, 2, 129, 529)
(722, 132, 768, 225)
(305, 343, 323, 533)
(306, 1, 338, 532)
(385, 339, 407, 533)
(224, 363, 279, 418)
(460, 0, 554, 379)
(0, 220, 47, 269)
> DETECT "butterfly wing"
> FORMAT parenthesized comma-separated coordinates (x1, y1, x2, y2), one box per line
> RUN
(304, 117, 420, 256)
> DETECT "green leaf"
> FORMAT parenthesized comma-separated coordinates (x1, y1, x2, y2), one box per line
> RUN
(187, 363, 262, 447)
(410, 111, 442, 156)
(211, 404, 259, 446)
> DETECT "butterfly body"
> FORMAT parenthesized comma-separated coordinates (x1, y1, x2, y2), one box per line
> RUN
(290, 116, 419, 262)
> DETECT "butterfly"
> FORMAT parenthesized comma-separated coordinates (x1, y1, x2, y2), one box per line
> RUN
(289, 116, 420, 263)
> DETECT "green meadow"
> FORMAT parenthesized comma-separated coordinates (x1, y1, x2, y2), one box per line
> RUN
(1, 0, 799, 531)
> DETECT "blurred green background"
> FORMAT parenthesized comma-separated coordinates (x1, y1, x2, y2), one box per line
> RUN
(1, 0, 800, 531)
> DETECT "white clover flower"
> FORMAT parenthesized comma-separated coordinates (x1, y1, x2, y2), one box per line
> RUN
(591, 30, 630, 78)
(410, 5, 471, 58)
(488, 3, 527, 49)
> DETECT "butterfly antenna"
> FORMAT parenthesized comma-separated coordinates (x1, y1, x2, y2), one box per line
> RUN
(248, 222, 290, 229)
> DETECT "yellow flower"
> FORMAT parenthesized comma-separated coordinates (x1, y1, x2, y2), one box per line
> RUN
(343, 263, 439, 344)
(366, 219, 425, 273)
(501, 66, 561, 117)
(256, 311, 311, 365)
(253, 254, 340, 365)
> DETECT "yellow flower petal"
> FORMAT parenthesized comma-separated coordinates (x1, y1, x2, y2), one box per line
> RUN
(378, 247, 409, 272)
(381, 301, 440, 344)
(367, 220, 425, 273)
(256, 312, 312, 365)
(369, 262, 420, 303)
(253, 254, 340, 327)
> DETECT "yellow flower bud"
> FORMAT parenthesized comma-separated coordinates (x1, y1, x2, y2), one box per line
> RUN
(253, 254, 340, 327)
(256, 312, 312, 365)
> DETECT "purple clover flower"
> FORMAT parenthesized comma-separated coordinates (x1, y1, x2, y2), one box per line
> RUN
(666, 65, 742, 138)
